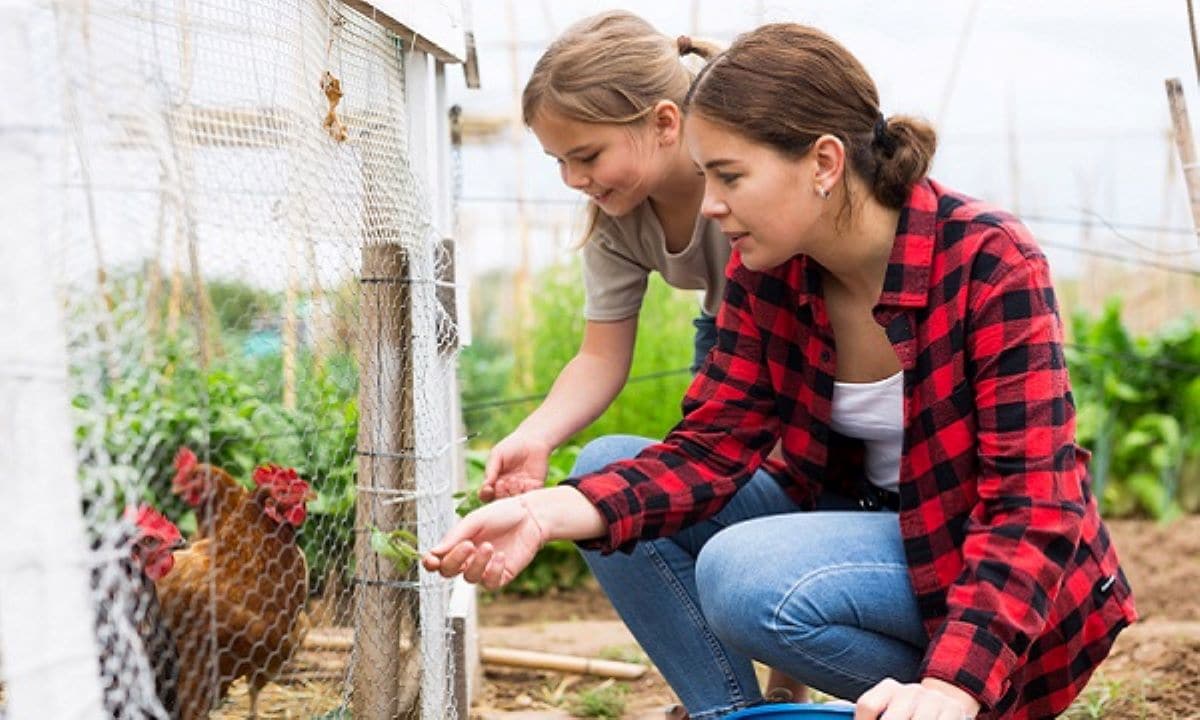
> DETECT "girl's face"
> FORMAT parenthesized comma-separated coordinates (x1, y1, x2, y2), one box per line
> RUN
(530, 109, 662, 217)
(684, 113, 831, 271)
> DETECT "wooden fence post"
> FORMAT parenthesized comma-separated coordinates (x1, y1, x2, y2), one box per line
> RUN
(353, 242, 419, 719)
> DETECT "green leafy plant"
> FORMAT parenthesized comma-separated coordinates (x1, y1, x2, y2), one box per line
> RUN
(71, 274, 360, 593)
(1068, 300, 1200, 519)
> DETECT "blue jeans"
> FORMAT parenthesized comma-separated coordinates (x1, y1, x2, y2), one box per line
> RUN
(691, 311, 717, 374)
(573, 435, 929, 719)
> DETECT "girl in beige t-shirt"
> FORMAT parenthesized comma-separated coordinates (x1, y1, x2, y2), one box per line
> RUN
(482, 14, 806, 706)
(481, 11, 727, 502)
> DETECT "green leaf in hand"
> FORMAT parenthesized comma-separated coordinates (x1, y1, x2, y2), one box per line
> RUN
(369, 526, 421, 573)
(453, 488, 485, 517)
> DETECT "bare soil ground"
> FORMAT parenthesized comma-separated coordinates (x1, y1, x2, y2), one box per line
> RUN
(472, 516, 1200, 719)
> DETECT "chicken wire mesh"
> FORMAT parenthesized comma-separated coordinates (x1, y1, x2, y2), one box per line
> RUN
(3, 0, 465, 718)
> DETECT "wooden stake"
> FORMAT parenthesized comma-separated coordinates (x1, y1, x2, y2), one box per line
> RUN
(282, 232, 298, 410)
(505, 0, 534, 392)
(480, 647, 647, 680)
(1165, 78, 1200, 246)
(166, 214, 184, 338)
(301, 632, 647, 682)
(1006, 82, 1021, 215)
(305, 232, 325, 368)
(1188, 0, 1200, 89)
(144, 182, 168, 361)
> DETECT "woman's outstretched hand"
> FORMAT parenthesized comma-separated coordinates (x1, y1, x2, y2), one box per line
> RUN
(855, 678, 979, 720)
(422, 495, 546, 590)
(423, 486, 608, 590)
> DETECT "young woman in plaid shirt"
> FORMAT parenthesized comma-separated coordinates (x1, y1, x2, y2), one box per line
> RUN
(427, 23, 1136, 720)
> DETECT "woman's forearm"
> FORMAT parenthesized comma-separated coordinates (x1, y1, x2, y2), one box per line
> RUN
(524, 485, 608, 543)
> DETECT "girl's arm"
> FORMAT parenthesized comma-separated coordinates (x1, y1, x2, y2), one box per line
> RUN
(514, 317, 638, 449)
(482, 318, 638, 500)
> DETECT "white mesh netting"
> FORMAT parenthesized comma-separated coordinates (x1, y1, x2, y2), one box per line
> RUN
(2, 0, 464, 718)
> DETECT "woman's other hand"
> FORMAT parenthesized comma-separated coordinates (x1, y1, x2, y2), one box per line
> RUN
(854, 677, 980, 720)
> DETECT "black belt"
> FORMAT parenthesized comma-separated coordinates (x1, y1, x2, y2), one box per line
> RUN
(856, 482, 901, 512)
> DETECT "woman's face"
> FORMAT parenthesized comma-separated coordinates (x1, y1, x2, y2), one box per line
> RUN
(530, 109, 662, 217)
(684, 113, 828, 271)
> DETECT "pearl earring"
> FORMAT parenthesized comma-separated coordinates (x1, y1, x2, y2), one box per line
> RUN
(816, 186, 830, 199)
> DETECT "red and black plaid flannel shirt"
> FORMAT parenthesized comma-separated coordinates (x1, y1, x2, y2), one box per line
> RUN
(563, 179, 1137, 718)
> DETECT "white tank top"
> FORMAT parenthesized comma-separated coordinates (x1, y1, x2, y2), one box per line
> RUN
(829, 371, 904, 493)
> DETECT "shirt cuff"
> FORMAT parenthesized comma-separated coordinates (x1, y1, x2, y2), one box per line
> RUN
(919, 619, 1019, 711)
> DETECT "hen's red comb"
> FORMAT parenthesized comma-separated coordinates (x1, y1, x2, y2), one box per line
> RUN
(254, 464, 312, 527)
(125, 504, 182, 545)
(253, 463, 303, 488)
(174, 446, 197, 473)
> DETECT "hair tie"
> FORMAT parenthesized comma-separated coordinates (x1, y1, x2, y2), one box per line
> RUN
(677, 35, 694, 55)
(873, 114, 897, 158)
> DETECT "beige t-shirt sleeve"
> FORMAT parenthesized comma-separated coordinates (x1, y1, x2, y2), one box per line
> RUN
(581, 228, 650, 321)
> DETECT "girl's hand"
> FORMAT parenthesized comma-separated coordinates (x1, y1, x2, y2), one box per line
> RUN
(854, 678, 980, 720)
(480, 431, 552, 501)
(422, 495, 548, 590)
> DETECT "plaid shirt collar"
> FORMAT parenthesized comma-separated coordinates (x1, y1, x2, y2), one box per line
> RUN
(793, 178, 938, 312)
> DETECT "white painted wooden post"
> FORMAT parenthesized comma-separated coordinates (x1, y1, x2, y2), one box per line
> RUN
(0, 4, 106, 719)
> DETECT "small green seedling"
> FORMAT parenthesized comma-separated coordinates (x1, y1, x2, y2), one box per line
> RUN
(369, 526, 421, 573)
(453, 487, 484, 517)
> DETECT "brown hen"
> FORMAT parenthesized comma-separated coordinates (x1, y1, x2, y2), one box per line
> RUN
(158, 449, 312, 719)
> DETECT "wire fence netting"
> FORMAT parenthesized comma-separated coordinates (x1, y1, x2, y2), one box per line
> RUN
(2, 0, 463, 718)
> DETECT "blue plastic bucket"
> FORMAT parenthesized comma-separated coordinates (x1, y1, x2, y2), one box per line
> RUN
(724, 703, 855, 718)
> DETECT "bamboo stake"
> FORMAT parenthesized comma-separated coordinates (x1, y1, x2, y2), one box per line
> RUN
(936, 0, 981, 129)
(1188, 0, 1200, 89)
(144, 178, 169, 362)
(304, 232, 326, 368)
(61, 6, 117, 381)
(173, 0, 216, 367)
(1006, 82, 1021, 215)
(303, 628, 353, 651)
(166, 213, 184, 338)
(282, 232, 299, 410)
(505, 0, 533, 392)
(1165, 78, 1200, 247)
(1157, 130, 1177, 317)
(480, 648, 646, 680)
(301, 631, 648, 681)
